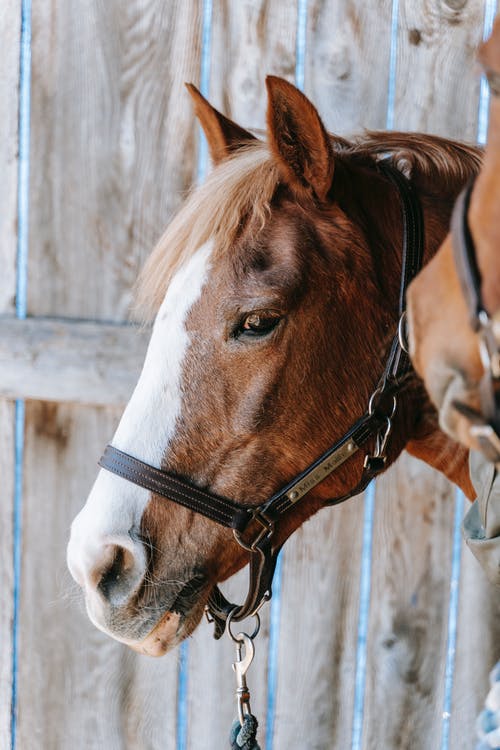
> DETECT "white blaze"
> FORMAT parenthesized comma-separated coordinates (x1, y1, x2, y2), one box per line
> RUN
(67, 241, 213, 585)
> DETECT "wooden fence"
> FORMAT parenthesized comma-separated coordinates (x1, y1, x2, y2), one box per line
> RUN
(1, 1, 500, 748)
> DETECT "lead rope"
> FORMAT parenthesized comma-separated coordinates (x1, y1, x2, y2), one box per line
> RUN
(228, 612, 261, 750)
(476, 661, 500, 749)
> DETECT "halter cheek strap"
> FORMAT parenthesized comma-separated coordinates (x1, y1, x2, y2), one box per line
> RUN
(98, 160, 425, 639)
(451, 181, 500, 462)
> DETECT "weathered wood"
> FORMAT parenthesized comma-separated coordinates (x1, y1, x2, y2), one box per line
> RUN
(209, 1, 298, 129)
(0, 400, 15, 750)
(395, 0, 485, 139)
(0, 1, 20, 746)
(364, 456, 455, 749)
(273, 500, 366, 748)
(0, 0, 20, 313)
(185, 569, 271, 749)
(305, 0, 394, 135)
(0, 317, 148, 405)
(15, 1, 203, 747)
(27, 2, 201, 321)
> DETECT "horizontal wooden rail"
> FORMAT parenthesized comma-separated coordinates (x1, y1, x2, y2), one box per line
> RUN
(0, 317, 149, 406)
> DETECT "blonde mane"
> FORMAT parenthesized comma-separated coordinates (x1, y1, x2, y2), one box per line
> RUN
(137, 131, 482, 319)
(137, 142, 280, 318)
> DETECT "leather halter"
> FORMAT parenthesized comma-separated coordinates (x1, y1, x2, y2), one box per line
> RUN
(99, 161, 424, 639)
(451, 180, 500, 463)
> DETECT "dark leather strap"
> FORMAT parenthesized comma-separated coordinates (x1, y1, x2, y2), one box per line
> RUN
(451, 181, 483, 330)
(99, 445, 250, 531)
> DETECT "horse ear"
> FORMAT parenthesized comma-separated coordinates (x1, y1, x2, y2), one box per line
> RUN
(265, 76, 335, 202)
(185, 83, 257, 164)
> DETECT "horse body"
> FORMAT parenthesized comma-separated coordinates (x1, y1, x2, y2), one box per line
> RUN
(68, 77, 478, 656)
(407, 18, 500, 455)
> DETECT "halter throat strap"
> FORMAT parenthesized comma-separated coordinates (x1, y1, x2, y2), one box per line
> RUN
(98, 161, 424, 637)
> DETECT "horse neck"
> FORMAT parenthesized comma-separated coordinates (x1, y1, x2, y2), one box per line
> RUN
(469, 94, 500, 314)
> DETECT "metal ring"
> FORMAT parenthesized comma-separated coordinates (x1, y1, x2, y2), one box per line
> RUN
(226, 608, 261, 642)
(368, 388, 397, 419)
(398, 311, 409, 354)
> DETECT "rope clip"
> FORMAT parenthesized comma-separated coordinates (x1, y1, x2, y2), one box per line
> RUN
(231, 632, 255, 726)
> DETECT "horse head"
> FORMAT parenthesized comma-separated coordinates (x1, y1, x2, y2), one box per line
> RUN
(68, 76, 477, 655)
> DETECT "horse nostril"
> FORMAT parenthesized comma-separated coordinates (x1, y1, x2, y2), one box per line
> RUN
(80, 540, 146, 607)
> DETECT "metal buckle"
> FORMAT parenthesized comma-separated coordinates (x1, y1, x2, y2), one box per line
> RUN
(233, 509, 275, 552)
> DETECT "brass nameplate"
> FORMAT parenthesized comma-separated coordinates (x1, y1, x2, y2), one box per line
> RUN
(286, 439, 359, 504)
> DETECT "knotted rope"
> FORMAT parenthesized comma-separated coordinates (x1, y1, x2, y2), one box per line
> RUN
(229, 714, 261, 749)
(476, 661, 500, 749)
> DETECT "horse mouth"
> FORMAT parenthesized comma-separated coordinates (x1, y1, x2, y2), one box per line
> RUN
(86, 572, 210, 654)
(132, 575, 211, 656)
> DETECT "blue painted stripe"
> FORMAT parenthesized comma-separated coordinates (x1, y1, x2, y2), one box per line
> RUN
(351, 481, 376, 750)
(265, 552, 282, 750)
(176, 641, 189, 750)
(440, 489, 465, 750)
(11, 2, 32, 748)
(295, 0, 309, 92)
(477, 0, 498, 145)
(176, 3, 213, 748)
(264, 5, 308, 747)
(386, 0, 399, 130)
(196, 0, 213, 184)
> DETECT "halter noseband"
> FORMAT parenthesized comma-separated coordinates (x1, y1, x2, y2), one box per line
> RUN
(450, 179, 500, 463)
(98, 161, 424, 639)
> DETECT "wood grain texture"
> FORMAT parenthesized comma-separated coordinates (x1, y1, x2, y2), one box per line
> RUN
(0, 318, 148, 405)
(449, 519, 500, 749)
(27, 0, 202, 321)
(209, 0, 298, 130)
(272, 501, 365, 749)
(305, 0, 394, 135)
(0, 400, 16, 750)
(395, 0, 485, 138)
(0, 1, 20, 746)
(0, 0, 20, 314)
(16, 1, 203, 747)
(364, 456, 455, 749)
(185, 569, 271, 749)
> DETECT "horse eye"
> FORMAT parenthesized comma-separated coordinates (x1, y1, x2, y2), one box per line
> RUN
(239, 312, 281, 337)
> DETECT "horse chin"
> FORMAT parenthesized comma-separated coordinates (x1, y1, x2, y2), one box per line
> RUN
(84, 574, 211, 656)
(433, 364, 482, 452)
(131, 605, 205, 657)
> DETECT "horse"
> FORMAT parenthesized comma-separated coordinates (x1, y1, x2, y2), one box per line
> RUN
(67, 75, 481, 657)
(407, 17, 500, 462)
(406, 21, 500, 747)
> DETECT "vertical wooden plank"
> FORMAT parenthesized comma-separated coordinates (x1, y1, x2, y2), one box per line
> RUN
(364, 458, 455, 748)
(0, 1, 21, 746)
(0, 401, 16, 749)
(273, 503, 366, 749)
(209, 1, 298, 129)
(185, 4, 299, 747)
(450, 546, 500, 750)
(186, 571, 271, 749)
(305, 0, 394, 135)
(0, 0, 20, 310)
(272, 3, 396, 748)
(27, 0, 201, 321)
(395, 0, 485, 139)
(16, 2, 202, 748)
